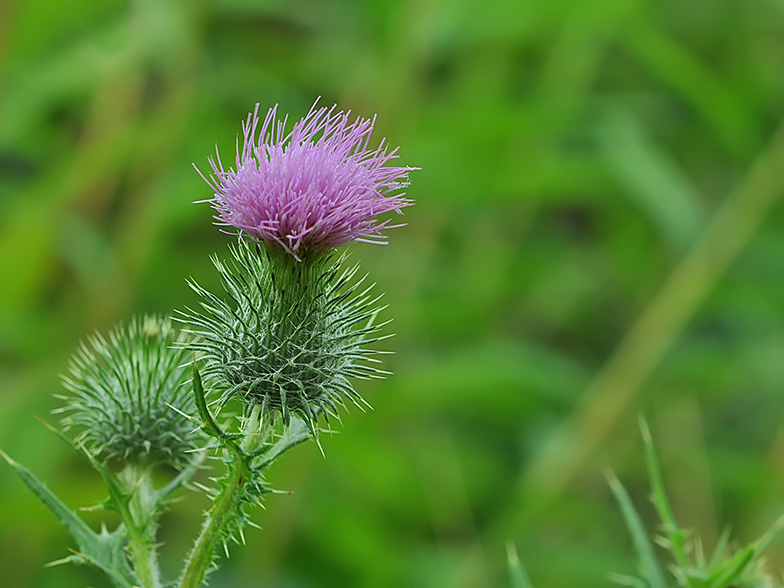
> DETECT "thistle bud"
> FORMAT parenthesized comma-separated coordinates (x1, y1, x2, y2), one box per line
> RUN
(184, 240, 385, 432)
(58, 316, 202, 466)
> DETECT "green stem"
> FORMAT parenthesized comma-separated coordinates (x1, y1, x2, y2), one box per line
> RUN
(120, 465, 161, 588)
(241, 405, 268, 455)
(178, 448, 246, 588)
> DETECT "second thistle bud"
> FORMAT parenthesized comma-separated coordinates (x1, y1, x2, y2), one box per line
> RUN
(58, 316, 203, 466)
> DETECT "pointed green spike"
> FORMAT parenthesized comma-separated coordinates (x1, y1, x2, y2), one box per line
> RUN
(640, 416, 689, 572)
(606, 468, 667, 588)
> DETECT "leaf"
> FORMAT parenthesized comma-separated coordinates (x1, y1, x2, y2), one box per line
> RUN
(192, 361, 240, 448)
(0, 449, 137, 588)
(705, 544, 754, 588)
(506, 541, 534, 588)
(597, 108, 706, 252)
(640, 417, 689, 572)
(158, 450, 207, 505)
(607, 469, 667, 588)
(255, 417, 311, 468)
(35, 416, 131, 517)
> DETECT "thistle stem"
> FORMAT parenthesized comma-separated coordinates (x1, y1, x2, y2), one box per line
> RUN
(128, 526, 161, 588)
(178, 448, 247, 588)
(120, 465, 161, 588)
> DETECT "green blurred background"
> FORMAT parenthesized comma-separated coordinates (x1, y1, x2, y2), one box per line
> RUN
(4, 0, 784, 586)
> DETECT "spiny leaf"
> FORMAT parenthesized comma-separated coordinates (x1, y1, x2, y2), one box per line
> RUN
(254, 416, 311, 466)
(0, 449, 137, 588)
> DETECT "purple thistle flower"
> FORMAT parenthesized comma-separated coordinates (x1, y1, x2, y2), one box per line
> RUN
(197, 100, 416, 258)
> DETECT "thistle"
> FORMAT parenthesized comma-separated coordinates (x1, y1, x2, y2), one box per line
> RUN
(189, 100, 415, 432)
(174, 101, 416, 587)
(57, 315, 202, 466)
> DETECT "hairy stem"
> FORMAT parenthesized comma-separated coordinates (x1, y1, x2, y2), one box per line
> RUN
(120, 465, 161, 588)
(178, 448, 246, 588)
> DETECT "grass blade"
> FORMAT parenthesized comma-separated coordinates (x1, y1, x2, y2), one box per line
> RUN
(607, 469, 667, 588)
(506, 541, 534, 588)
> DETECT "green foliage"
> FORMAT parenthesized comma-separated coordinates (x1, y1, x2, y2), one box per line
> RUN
(609, 421, 784, 588)
(0, 416, 204, 588)
(4, 0, 784, 587)
(517, 425, 784, 588)
(1, 332, 316, 588)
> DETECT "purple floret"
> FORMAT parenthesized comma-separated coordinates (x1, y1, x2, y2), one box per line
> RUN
(197, 100, 416, 258)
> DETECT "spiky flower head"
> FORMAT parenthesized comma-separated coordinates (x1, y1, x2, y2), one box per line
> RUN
(196, 100, 416, 258)
(183, 240, 384, 432)
(58, 316, 202, 466)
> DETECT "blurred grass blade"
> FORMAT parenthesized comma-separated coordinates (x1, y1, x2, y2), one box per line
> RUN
(0, 21, 128, 145)
(606, 469, 667, 588)
(598, 109, 706, 251)
(607, 573, 649, 588)
(518, 115, 784, 517)
(0, 449, 137, 588)
(705, 544, 754, 588)
(506, 541, 534, 588)
(640, 418, 689, 572)
(621, 21, 758, 156)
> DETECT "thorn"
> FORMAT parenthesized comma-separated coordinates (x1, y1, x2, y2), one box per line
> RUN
(166, 403, 201, 425)
(269, 488, 293, 495)
(32, 414, 55, 429)
(65, 547, 91, 563)
(313, 435, 325, 459)
(193, 482, 213, 493)
(44, 555, 75, 568)
(506, 540, 520, 566)
(638, 414, 652, 444)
